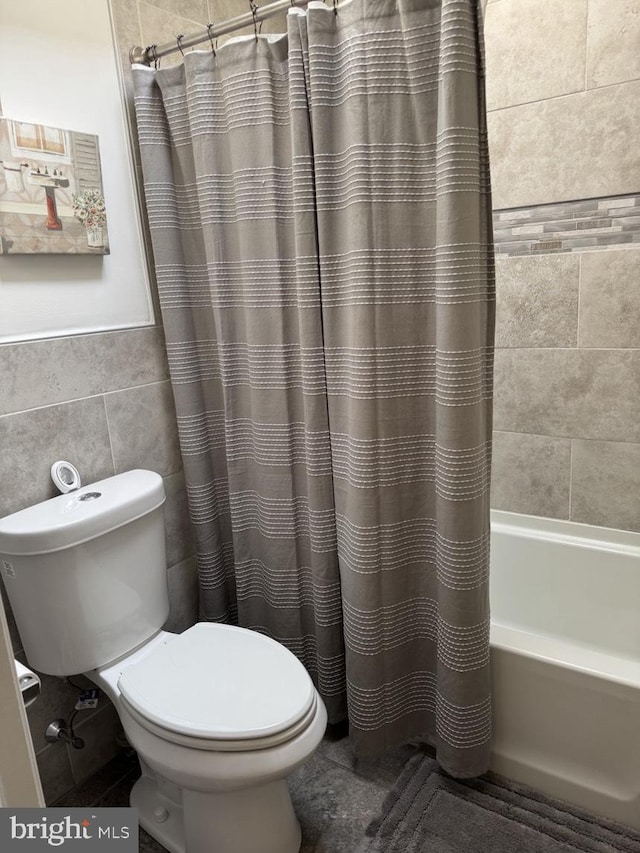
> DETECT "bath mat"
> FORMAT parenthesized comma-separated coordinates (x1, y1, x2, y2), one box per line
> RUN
(357, 754, 640, 852)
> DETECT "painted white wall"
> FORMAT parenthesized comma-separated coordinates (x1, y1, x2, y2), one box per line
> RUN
(0, 0, 154, 343)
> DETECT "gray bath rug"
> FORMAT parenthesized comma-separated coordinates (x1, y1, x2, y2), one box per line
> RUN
(356, 755, 640, 853)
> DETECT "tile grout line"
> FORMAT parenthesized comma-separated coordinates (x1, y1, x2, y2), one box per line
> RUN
(103, 394, 118, 476)
(584, 0, 590, 93)
(92, 765, 140, 808)
(486, 72, 640, 115)
(494, 191, 640, 216)
(0, 379, 170, 421)
(135, 0, 145, 51)
(133, 0, 144, 46)
(576, 253, 583, 348)
(0, 324, 161, 352)
(493, 429, 640, 448)
(495, 346, 640, 352)
(137, 0, 211, 40)
(568, 438, 574, 521)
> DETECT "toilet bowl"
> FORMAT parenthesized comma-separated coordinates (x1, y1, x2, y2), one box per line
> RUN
(0, 470, 327, 853)
(90, 623, 327, 853)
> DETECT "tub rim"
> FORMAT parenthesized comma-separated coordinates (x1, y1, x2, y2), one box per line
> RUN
(491, 509, 640, 557)
(491, 622, 640, 689)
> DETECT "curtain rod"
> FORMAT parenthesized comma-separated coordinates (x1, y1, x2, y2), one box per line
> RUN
(129, 0, 321, 66)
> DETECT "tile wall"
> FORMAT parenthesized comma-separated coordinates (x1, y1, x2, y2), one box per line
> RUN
(485, 0, 640, 210)
(0, 326, 197, 802)
(493, 195, 640, 256)
(485, 0, 640, 531)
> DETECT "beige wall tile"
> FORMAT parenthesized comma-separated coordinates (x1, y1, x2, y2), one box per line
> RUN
(207, 0, 252, 45)
(485, 0, 587, 111)
(0, 327, 168, 417)
(164, 556, 199, 633)
(210, 0, 259, 16)
(144, 0, 209, 26)
(571, 439, 640, 531)
(586, 0, 640, 89)
(579, 248, 640, 347)
(109, 0, 142, 73)
(105, 380, 181, 476)
(109, 3, 158, 295)
(488, 80, 640, 208)
(491, 431, 571, 518)
(259, 15, 289, 35)
(208, 0, 288, 43)
(109, 0, 144, 165)
(494, 348, 640, 441)
(0, 398, 114, 518)
(495, 254, 579, 347)
(138, 1, 206, 65)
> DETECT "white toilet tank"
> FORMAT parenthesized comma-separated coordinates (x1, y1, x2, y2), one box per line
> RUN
(0, 470, 169, 676)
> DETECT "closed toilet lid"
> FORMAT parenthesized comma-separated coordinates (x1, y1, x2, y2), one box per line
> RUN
(117, 623, 316, 741)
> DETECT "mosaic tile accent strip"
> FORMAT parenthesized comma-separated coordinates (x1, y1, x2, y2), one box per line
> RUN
(493, 193, 640, 255)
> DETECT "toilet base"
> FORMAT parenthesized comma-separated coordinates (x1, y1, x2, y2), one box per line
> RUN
(131, 767, 302, 853)
(131, 775, 184, 853)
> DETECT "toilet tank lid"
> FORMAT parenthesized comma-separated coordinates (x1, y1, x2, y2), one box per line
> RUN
(0, 470, 165, 556)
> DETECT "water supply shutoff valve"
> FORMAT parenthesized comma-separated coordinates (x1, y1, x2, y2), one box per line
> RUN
(45, 719, 85, 750)
(44, 687, 102, 749)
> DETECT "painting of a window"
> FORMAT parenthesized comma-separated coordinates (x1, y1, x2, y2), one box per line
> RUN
(0, 118, 109, 255)
(12, 122, 67, 156)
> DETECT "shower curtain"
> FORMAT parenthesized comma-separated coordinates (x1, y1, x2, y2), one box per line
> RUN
(133, 0, 494, 778)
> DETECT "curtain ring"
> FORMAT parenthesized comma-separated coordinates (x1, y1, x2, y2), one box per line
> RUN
(333, 0, 338, 14)
(176, 34, 185, 55)
(250, 2, 259, 42)
(206, 23, 216, 56)
(149, 43, 160, 69)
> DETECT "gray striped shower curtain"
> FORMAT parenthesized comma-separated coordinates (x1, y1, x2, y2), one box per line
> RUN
(133, 0, 494, 778)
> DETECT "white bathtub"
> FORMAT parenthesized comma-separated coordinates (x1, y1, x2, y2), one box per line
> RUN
(490, 510, 640, 831)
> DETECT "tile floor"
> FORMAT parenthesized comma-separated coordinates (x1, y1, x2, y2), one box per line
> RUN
(54, 733, 425, 852)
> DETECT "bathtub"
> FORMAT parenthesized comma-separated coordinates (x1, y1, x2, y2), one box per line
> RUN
(489, 510, 640, 831)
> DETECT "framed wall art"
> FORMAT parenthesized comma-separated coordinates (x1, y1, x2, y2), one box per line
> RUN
(0, 118, 110, 255)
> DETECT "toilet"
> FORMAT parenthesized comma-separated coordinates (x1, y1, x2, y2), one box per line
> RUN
(0, 469, 327, 853)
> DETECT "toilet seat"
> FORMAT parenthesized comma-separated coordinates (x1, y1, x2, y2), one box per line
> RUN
(120, 692, 319, 752)
(118, 622, 316, 743)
